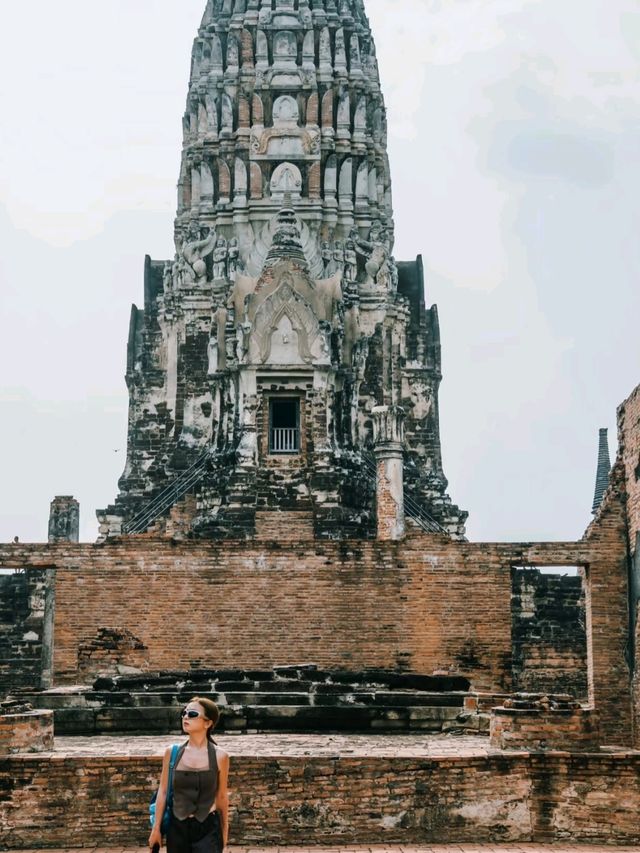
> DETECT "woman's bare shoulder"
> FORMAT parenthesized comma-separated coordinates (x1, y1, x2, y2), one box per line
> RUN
(215, 746, 230, 763)
(164, 742, 184, 759)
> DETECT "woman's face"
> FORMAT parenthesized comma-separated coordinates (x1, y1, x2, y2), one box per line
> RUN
(181, 701, 211, 737)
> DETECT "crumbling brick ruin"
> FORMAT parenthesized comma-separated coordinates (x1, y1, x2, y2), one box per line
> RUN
(2, 0, 640, 848)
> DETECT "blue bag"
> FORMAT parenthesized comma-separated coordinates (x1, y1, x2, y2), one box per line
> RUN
(150, 744, 180, 836)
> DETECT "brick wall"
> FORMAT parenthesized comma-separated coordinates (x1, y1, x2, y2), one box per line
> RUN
(2, 751, 640, 848)
(635, 609, 640, 747)
(0, 515, 630, 742)
(582, 463, 632, 744)
(0, 569, 50, 694)
(490, 706, 599, 752)
(617, 384, 640, 745)
(511, 568, 588, 698)
(618, 384, 640, 553)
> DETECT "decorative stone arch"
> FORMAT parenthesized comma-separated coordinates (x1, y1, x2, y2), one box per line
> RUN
(270, 162, 303, 201)
(306, 92, 319, 126)
(273, 95, 300, 128)
(249, 279, 321, 365)
(241, 28, 254, 68)
(252, 93, 264, 125)
(321, 89, 334, 131)
(250, 162, 263, 199)
(219, 160, 231, 203)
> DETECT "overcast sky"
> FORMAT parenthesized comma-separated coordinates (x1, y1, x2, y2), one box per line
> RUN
(0, 0, 638, 544)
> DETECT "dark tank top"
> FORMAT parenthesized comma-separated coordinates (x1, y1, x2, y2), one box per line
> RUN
(172, 741, 218, 822)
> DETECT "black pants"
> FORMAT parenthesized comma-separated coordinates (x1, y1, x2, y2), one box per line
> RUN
(167, 811, 223, 853)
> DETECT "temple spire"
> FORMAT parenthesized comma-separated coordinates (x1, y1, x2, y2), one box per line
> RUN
(592, 427, 612, 514)
(96, 0, 468, 541)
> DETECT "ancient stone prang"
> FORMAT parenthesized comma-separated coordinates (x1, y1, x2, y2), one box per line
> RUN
(97, 0, 467, 540)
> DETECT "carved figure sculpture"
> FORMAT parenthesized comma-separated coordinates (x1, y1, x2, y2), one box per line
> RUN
(351, 223, 388, 287)
(212, 305, 228, 373)
(163, 261, 173, 293)
(236, 321, 251, 364)
(321, 241, 332, 276)
(213, 237, 229, 280)
(390, 257, 399, 293)
(172, 255, 188, 290)
(299, 0, 312, 26)
(344, 240, 358, 284)
(208, 331, 219, 375)
(332, 240, 345, 276)
(227, 238, 240, 281)
(181, 224, 217, 284)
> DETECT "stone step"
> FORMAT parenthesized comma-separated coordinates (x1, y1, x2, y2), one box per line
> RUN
(20, 687, 469, 710)
(50, 702, 478, 736)
(75, 667, 471, 695)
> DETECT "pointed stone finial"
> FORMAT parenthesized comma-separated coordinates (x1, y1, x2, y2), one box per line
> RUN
(264, 205, 308, 270)
(49, 496, 80, 543)
(592, 428, 612, 514)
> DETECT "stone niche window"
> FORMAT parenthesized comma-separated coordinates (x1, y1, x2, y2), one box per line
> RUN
(511, 565, 588, 700)
(269, 397, 300, 454)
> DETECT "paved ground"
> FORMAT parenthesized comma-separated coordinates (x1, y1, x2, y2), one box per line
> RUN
(51, 733, 496, 758)
(13, 845, 640, 852)
(49, 733, 637, 760)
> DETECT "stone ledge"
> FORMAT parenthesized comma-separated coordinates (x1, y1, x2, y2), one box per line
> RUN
(490, 695, 600, 752)
(0, 709, 53, 755)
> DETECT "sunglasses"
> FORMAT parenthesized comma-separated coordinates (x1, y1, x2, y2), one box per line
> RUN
(181, 709, 202, 719)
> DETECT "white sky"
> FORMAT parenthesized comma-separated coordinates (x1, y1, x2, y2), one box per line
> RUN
(0, 0, 638, 543)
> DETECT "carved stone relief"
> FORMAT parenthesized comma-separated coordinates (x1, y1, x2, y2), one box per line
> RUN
(249, 277, 321, 365)
(270, 162, 303, 200)
(273, 95, 299, 126)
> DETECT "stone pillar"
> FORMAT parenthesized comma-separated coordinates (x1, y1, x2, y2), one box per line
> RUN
(48, 496, 79, 544)
(372, 405, 405, 541)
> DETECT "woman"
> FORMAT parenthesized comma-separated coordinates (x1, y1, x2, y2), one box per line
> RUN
(149, 697, 230, 853)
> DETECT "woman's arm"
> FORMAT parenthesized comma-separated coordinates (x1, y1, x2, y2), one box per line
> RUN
(215, 750, 231, 847)
(150, 747, 172, 837)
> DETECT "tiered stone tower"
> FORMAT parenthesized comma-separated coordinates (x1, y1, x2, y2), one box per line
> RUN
(97, 0, 467, 540)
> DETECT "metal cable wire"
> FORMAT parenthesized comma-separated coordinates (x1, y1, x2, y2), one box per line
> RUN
(361, 450, 447, 535)
(123, 450, 211, 534)
(122, 447, 446, 537)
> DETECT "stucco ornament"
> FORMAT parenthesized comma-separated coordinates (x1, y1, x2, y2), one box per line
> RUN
(181, 224, 217, 284)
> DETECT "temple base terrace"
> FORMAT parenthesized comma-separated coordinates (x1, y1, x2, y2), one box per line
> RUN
(3, 735, 640, 849)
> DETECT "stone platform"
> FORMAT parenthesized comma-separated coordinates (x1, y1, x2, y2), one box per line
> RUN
(3, 735, 640, 849)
